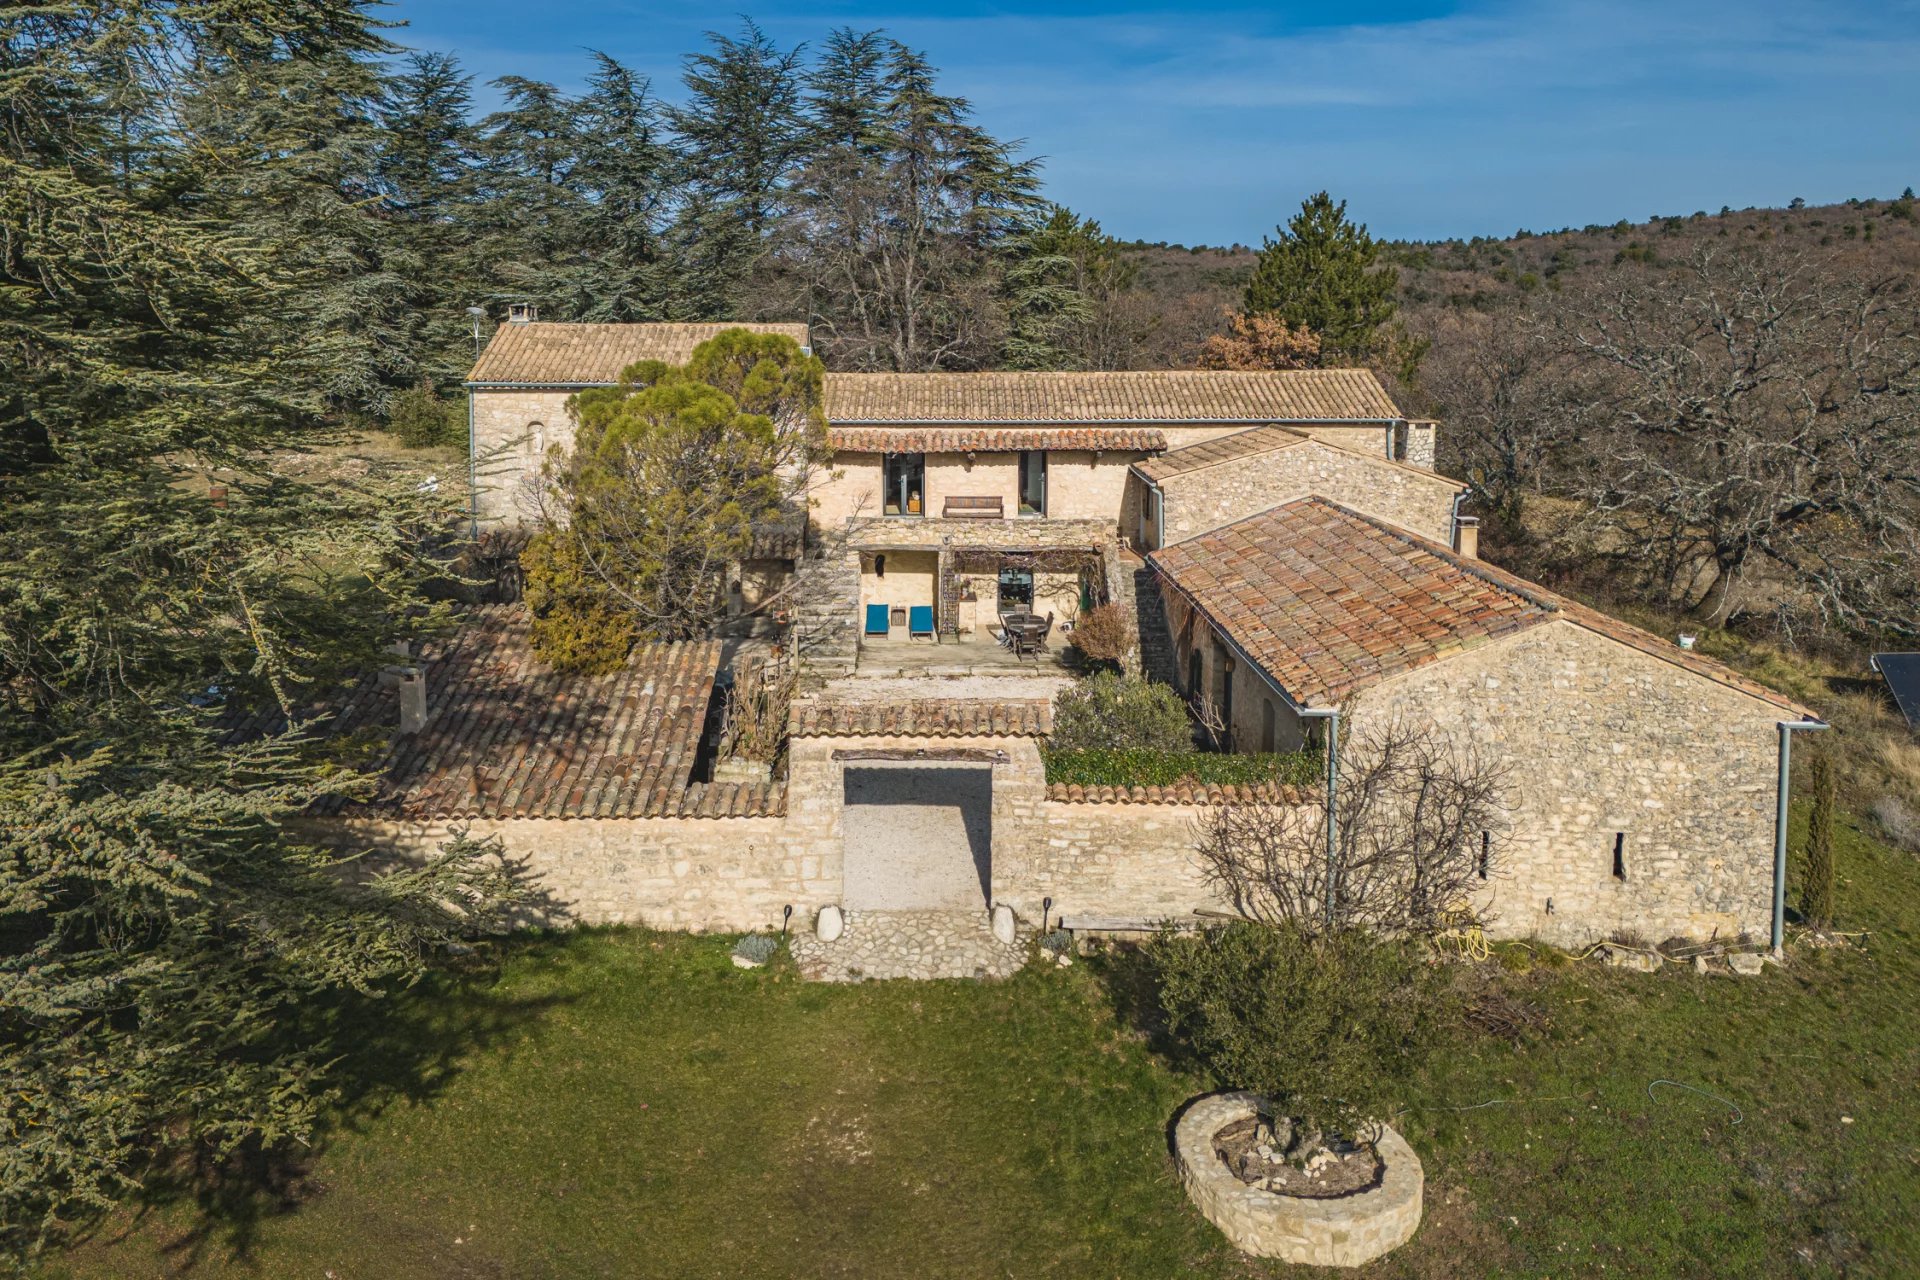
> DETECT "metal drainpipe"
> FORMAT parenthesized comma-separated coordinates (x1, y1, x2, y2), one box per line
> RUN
(1772, 718, 1830, 955)
(466, 386, 478, 539)
(1447, 489, 1467, 554)
(1304, 707, 1340, 928)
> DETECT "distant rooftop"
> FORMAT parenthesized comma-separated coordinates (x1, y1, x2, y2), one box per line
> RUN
(823, 369, 1401, 425)
(468, 321, 813, 385)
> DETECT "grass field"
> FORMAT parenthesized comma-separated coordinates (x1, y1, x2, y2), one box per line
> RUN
(47, 800, 1920, 1280)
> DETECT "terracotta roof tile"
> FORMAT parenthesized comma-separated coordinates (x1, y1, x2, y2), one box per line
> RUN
(282, 606, 728, 819)
(828, 426, 1166, 454)
(823, 369, 1401, 424)
(1046, 782, 1307, 805)
(791, 697, 1053, 738)
(468, 322, 812, 384)
(1151, 498, 1813, 715)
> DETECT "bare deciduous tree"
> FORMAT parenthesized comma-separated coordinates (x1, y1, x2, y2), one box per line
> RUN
(1553, 244, 1920, 634)
(1195, 716, 1509, 939)
(1413, 303, 1571, 531)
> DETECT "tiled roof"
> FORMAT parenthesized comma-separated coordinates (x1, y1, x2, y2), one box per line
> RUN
(468, 322, 812, 385)
(1151, 498, 1813, 715)
(292, 606, 728, 819)
(1133, 424, 1465, 488)
(1132, 424, 1313, 480)
(823, 369, 1401, 424)
(1046, 782, 1309, 805)
(828, 426, 1167, 454)
(791, 697, 1053, 738)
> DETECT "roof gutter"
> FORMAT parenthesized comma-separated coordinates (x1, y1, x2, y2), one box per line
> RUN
(831, 416, 1401, 427)
(466, 380, 609, 391)
(1772, 718, 1830, 955)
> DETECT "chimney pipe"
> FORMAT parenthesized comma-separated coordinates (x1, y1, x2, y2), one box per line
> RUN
(1454, 516, 1480, 559)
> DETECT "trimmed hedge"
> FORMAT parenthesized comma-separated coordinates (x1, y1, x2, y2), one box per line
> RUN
(1041, 747, 1321, 789)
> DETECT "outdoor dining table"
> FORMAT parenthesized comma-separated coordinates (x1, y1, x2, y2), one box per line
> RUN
(999, 612, 1047, 656)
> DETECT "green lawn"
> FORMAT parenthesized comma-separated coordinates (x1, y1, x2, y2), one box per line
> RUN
(50, 808, 1920, 1279)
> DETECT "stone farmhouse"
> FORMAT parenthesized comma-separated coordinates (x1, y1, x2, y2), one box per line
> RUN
(324, 315, 1821, 958)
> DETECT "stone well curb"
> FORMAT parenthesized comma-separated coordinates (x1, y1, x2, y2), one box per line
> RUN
(1172, 1092, 1423, 1267)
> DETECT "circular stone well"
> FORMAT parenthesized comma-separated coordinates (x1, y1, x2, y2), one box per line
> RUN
(1172, 1092, 1423, 1267)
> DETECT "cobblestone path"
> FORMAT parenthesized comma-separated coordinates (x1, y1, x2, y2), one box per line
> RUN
(789, 909, 1029, 982)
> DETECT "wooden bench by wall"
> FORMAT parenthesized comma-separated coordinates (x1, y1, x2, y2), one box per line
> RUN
(943, 495, 1004, 519)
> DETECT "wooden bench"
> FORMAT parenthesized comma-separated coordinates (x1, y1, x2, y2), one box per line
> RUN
(943, 495, 1004, 519)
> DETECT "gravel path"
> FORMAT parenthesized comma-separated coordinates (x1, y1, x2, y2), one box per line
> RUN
(790, 909, 1030, 982)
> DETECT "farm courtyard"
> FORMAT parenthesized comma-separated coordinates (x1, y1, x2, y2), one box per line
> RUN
(48, 806, 1920, 1280)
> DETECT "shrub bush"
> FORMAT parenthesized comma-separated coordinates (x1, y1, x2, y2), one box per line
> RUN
(1048, 673, 1192, 753)
(1067, 603, 1134, 667)
(388, 381, 464, 448)
(732, 934, 779, 965)
(1041, 747, 1319, 789)
(1150, 921, 1453, 1140)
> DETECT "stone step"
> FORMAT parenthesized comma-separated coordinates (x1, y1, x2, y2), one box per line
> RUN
(1133, 566, 1177, 686)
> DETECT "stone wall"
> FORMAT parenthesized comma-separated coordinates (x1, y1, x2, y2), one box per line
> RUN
(471, 388, 576, 525)
(333, 812, 813, 931)
(1159, 584, 1310, 752)
(1350, 620, 1783, 947)
(1155, 438, 1461, 546)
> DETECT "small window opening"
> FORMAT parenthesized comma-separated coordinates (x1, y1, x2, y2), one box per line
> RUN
(1612, 832, 1627, 880)
(1477, 831, 1490, 880)
(875, 554, 886, 578)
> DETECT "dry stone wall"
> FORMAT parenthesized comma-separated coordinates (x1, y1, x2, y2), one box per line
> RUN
(1352, 620, 1783, 947)
(1155, 438, 1460, 546)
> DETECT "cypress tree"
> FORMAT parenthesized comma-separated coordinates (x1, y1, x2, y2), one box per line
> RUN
(1243, 191, 1399, 358)
(1802, 748, 1838, 927)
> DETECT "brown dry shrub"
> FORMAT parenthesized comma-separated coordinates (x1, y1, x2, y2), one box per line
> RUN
(1068, 603, 1135, 666)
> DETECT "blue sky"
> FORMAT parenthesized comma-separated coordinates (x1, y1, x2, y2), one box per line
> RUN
(380, 0, 1920, 245)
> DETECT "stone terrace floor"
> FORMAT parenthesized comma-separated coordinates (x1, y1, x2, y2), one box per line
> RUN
(856, 633, 1072, 677)
(789, 910, 1030, 982)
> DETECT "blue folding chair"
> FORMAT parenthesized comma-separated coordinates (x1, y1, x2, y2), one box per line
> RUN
(908, 605, 935, 640)
(864, 603, 891, 637)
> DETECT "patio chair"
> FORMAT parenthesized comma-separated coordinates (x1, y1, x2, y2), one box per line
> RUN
(908, 604, 936, 640)
(1033, 612, 1055, 652)
(864, 603, 890, 638)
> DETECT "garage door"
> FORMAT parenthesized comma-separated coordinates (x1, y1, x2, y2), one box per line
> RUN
(842, 764, 992, 910)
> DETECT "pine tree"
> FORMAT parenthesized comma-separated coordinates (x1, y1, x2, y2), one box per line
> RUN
(1003, 206, 1141, 370)
(1, 3, 520, 1256)
(665, 21, 808, 314)
(1801, 748, 1838, 927)
(375, 52, 484, 387)
(1243, 191, 1399, 358)
(780, 38, 1040, 369)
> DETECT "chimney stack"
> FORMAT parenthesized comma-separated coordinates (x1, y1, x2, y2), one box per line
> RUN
(507, 302, 538, 323)
(397, 666, 428, 735)
(1454, 516, 1480, 559)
